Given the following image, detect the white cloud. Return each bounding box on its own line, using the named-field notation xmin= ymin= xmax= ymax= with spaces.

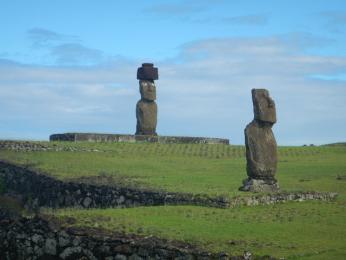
xmin=1 ymin=34 xmax=346 ymax=145
xmin=156 ymin=35 xmax=346 ymax=143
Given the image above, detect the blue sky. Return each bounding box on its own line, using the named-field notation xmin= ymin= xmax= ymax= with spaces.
xmin=1 ymin=0 xmax=346 ymax=145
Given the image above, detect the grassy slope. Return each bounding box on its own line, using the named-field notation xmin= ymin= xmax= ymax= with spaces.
xmin=0 ymin=142 xmax=345 ymax=197
xmin=1 ymin=142 xmax=346 ymax=258
xmin=49 ymin=202 xmax=346 ymax=259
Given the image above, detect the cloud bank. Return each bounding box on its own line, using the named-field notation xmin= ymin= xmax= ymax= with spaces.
xmin=1 ymin=33 xmax=345 ymax=145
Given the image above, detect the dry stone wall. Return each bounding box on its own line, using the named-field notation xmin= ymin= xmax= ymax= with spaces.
xmin=49 ymin=133 xmax=230 ymax=145
xmin=0 ymin=161 xmax=230 ymax=210
xmin=1 ymin=208 xmax=241 ymax=260
xmin=0 ymin=160 xmax=338 ymax=260
xmin=0 ymin=140 xmax=102 ymax=152
xmin=0 ymin=161 xmax=337 ymax=211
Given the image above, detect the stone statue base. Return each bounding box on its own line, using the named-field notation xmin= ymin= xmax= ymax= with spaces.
xmin=50 ymin=133 xmax=230 ymax=145
xmin=239 ymin=178 xmax=279 ymax=193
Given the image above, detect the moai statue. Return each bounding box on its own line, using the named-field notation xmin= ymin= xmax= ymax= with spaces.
xmin=240 ymin=89 xmax=279 ymax=192
xmin=135 ymin=63 xmax=158 ymax=135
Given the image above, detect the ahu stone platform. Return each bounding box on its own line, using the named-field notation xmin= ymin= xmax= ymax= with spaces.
xmin=49 ymin=133 xmax=230 ymax=145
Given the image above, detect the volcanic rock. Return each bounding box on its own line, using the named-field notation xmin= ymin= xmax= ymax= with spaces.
xmin=136 ymin=100 xmax=157 ymax=135
xmin=241 ymin=89 xmax=279 ymax=192
xmin=135 ymin=63 xmax=159 ymax=136
xmin=137 ymin=63 xmax=158 ymax=81
xmin=139 ymin=80 xmax=156 ymax=101
xmin=252 ymin=89 xmax=276 ymax=124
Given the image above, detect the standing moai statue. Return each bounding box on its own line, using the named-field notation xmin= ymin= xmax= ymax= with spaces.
xmin=135 ymin=63 xmax=158 ymax=135
xmin=240 ymin=89 xmax=279 ymax=192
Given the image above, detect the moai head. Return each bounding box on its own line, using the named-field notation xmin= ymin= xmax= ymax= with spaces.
xmin=137 ymin=63 xmax=158 ymax=102
xmin=139 ymin=80 xmax=156 ymax=101
xmin=252 ymin=89 xmax=276 ymax=124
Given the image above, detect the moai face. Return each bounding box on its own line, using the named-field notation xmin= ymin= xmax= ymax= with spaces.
xmin=252 ymin=89 xmax=276 ymax=124
xmin=139 ymin=80 xmax=156 ymax=101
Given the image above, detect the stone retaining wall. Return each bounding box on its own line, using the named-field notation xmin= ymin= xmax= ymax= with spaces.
xmin=0 ymin=161 xmax=229 ymax=209
xmin=1 ymin=208 xmax=239 ymax=260
xmin=0 ymin=140 xmax=103 ymax=152
xmin=0 ymin=161 xmax=338 ymax=211
xmin=49 ymin=133 xmax=230 ymax=145
xmin=0 ymin=140 xmax=50 ymax=152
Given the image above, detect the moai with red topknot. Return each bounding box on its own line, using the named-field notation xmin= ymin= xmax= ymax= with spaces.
xmin=135 ymin=63 xmax=158 ymax=135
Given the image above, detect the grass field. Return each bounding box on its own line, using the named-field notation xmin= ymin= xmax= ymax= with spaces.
xmin=1 ymin=141 xmax=346 ymax=258
xmin=48 ymin=202 xmax=346 ymax=259
xmin=0 ymin=142 xmax=345 ymax=197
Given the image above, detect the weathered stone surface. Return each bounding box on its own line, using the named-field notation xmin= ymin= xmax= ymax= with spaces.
xmin=135 ymin=100 xmax=157 ymax=135
xmin=82 ymin=197 xmax=93 ymax=208
xmin=48 ymin=134 xmax=230 ymax=144
xmin=0 ymin=160 xmax=231 ymax=209
xmin=240 ymin=178 xmax=279 ymax=193
xmin=252 ymin=89 xmax=276 ymax=124
xmin=2 ymin=208 xmax=243 ymax=259
xmin=137 ymin=63 xmax=158 ymax=80
xmin=44 ymin=238 xmax=57 ymax=255
xmin=241 ymin=89 xmax=278 ymax=192
xmin=58 ymin=231 xmax=70 ymax=247
xmin=139 ymin=80 xmax=156 ymax=101
xmin=244 ymin=120 xmax=277 ymax=180
xmin=0 ymin=161 xmax=337 ymax=211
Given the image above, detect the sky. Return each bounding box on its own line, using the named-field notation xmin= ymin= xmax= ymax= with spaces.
xmin=0 ymin=0 xmax=346 ymax=145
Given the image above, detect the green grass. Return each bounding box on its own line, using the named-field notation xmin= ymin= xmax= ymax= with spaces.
xmin=1 ymin=141 xmax=346 ymax=258
xmin=48 ymin=201 xmax=346 ymax=259
xmin=0 ymin=142 xmax=345 ymax=197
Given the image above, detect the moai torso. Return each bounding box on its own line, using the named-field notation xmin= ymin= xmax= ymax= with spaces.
xmin=135 ymin=63 xmax=158 ymax=135
xmin=245 ymin=120 xmax=277 ymax=179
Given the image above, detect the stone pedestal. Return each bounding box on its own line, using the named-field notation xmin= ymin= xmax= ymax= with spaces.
xmin=241 ymin=178 xmax=279 ymax=192
xmin=240 ymin=89 xmax=279 ymax=192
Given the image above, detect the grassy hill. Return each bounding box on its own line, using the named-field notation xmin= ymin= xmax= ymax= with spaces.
xmin=1 ymin=141 xmax=346 ymax=258
xmin=322 ymin=142 xmax=346 ymax=147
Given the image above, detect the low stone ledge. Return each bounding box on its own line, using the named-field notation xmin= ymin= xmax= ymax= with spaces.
xmin=230 ymin=192 xmax=338 ymax=207
xmin=0 ymin=140 xmax=104 ymax=152
xmin=49 ymin=133 xmax=230 ymax=145
xmin=2 ymin=208 xmax=255 ymax=260
xmin=0 ymin=140 xmax=51 ymax=152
